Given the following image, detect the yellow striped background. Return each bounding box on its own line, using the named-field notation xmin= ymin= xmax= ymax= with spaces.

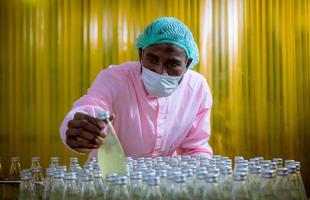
xmin=0 ymin=0 xmax=309 ymax=195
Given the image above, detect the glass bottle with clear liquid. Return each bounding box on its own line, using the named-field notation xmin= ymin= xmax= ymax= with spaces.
xmin=112 ymin=176 xmax=130 ymax=200
xmin=231 ymin=172 xmax=251 ymax=200
xmin=194 ymin=170 xmax=207 ymax=200
xmin=97 ymin=111 xmax=126 ymax=177
xmin=50 ymin=171 xmax=65 ymax=200
xmin=258 ymin=169 xmax=277 ymax=200
xmin=9 ymin=156 xmax=21 ymax=180
xmin=19 ymin=171 xmax=37 ymax=200
xmin=62 ymin=172 xmax=79 ymax=200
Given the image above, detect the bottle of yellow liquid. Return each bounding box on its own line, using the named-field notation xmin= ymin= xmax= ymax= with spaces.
xmin=97 ymin=111 xmax=126 ymax=177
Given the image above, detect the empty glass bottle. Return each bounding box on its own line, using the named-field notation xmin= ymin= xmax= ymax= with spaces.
xmin=274 ymin=168 xmax=291 ymax=200
xmin=62 ymin=172 xmax=79 ymax=200
xmin=218 ymin=165 xmax=233 ymax=200
xmin=9 ymin=156 xmax=21 ymax=180
xmin=130 ymin=171 xmax=143 ymax=200
xmin=248 ymin=165 xmax=261 ymax=200
xmin=31 ymin=157 xmax=41 ymax=169
xmin=171 ymin=174 xmax=190 ymax=200
xmin=50 ymin=171 xmax=65 ymax=200
xmin=43 ymin=167 xmax=56 ymax=200
xmin=143 ymin=176 xmax=162 ymax=200
xmin=231 ymin=172 xmax=251 ymax=200
xmin=80 ymin=173 xmax=96 ymax=200
xmin=113 ymin=176 xmax=130 ymax=200
xmin=19 ymin=170 xmax=36 ymax=200
xmin=258 ymin=169 xmax=277 ymax=200
xmin=203 ymin=173 xmax=224 ymax=200
xmin=104 ymin=173 xmax=117 ymax=200
xmin=93 ymin=171 xmax=105 ymax=199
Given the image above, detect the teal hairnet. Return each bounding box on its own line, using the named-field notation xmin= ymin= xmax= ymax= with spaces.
xmin=136 ymin=17 xmax=199 ymax=69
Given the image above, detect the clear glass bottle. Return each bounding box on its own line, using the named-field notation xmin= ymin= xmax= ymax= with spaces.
xmin=203 ymin=173 xmax=224 ymax=200
xmin=32 ymin=167 xmax=44 ymax=199
xmin=62 ymin=172 xmax=79 ymax=200
xmin=273 ymin=158 xmax=283 ymax=168
xmin=293 ymin=162 xmax=308 ymax=200
xmin=43 ymin=167 xmax=56 ymax=200
xmin=80 ymin=173 xmax=96 ymax=200
xmin=9 ymin=156 xmax=21 ymax=180
xmin=69 ymin=157 xmax=78 ymax=167
xmin=130 ymin=171 xmax=143 ymax=200
xmin=93 ymin=171 xmax=105 ymax=199
xmin=113 ymin=176 xmax=130 ymax=200
xmin=171 ymin=173 xmax=191 ymax=200
xmin=97 ymin=111 xmax=126 ymax=177
xmin=218 ymin=165 xmax=233 ymax=200
xmin=142 ymin=176 xmax=162 ymax=200
xmin=274 ymin=168 xmax=291 ymax=200
xmin=194 ymin=170 xmax=207 ymax=199
xmin=183 ymin=168 xmax=195 ymax=196
xmin=104 ymin=173 xmax=117 ymax=200
xmin=19 ymin=170 xmax=37 ymax=200
xmin=231 ymin=172 xmax=251 ymax=200
xmin=50 ymin=171 xmax=65 ymax=200
xmin=287 ymin=165 xmax=303 ymax=200
xmin=50 ymin=157 xmax=59 ymax=167
xmin=258 ymin=169 xmax=277 ymax=200
xmin=31 ymin=157 xmax=41 ymax=169
xmin=248 ymin=165 xmax=261 ymax=200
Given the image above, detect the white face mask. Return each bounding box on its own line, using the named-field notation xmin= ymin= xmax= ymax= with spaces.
xmin=141 ymin=64 xmax=184 ymax=97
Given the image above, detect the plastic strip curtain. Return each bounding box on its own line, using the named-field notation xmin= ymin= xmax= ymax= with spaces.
xmin=0 ymin=0 xmax=309 ymax=194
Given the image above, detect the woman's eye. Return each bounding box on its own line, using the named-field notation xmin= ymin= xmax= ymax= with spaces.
xmin=168 ymin=63 xmax=179 ymax=68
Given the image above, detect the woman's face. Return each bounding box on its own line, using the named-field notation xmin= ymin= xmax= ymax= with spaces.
xmin=140 ymin=43 xmax=192 ymax=76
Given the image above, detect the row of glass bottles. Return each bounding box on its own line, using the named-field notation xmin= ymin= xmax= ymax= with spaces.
xmin=17 ymin=155 xmax=307 ymax=200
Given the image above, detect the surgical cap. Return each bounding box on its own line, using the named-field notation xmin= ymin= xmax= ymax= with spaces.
xmin=136 ymin=17 xmax=199 ymax=69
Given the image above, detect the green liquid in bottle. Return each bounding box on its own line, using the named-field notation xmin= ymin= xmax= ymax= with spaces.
xmin=97 ymin=111 xmax=126 ymax=177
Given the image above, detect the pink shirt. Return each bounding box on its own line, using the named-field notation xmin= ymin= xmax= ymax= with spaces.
xmin=60 ymin=61 xmax=213 ymax=159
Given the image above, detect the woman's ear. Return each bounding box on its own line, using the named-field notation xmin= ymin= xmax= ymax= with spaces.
xmin=186 ymin=58 xmax=193 ymax=69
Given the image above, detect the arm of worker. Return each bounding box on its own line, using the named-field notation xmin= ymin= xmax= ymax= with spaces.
xmin=59 ymin=67 xmax=121 ymax=154
xmin=177 ymin=78 xmax=213 ymax=158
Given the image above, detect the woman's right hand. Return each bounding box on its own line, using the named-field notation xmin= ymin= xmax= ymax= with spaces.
xmin=66 ymin=112 xmax=106 ymax=153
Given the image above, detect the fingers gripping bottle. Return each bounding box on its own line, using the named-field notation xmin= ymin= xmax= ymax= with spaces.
xmin=97 ymin=111 xmax=126 ymax=177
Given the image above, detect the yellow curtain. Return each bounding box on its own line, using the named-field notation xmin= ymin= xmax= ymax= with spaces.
xmin=0 ymin=0 xmax=309 ymax=194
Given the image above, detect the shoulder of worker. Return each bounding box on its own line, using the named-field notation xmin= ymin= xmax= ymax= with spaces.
xmin=183 ymin=69 xmax=211 ymax=92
